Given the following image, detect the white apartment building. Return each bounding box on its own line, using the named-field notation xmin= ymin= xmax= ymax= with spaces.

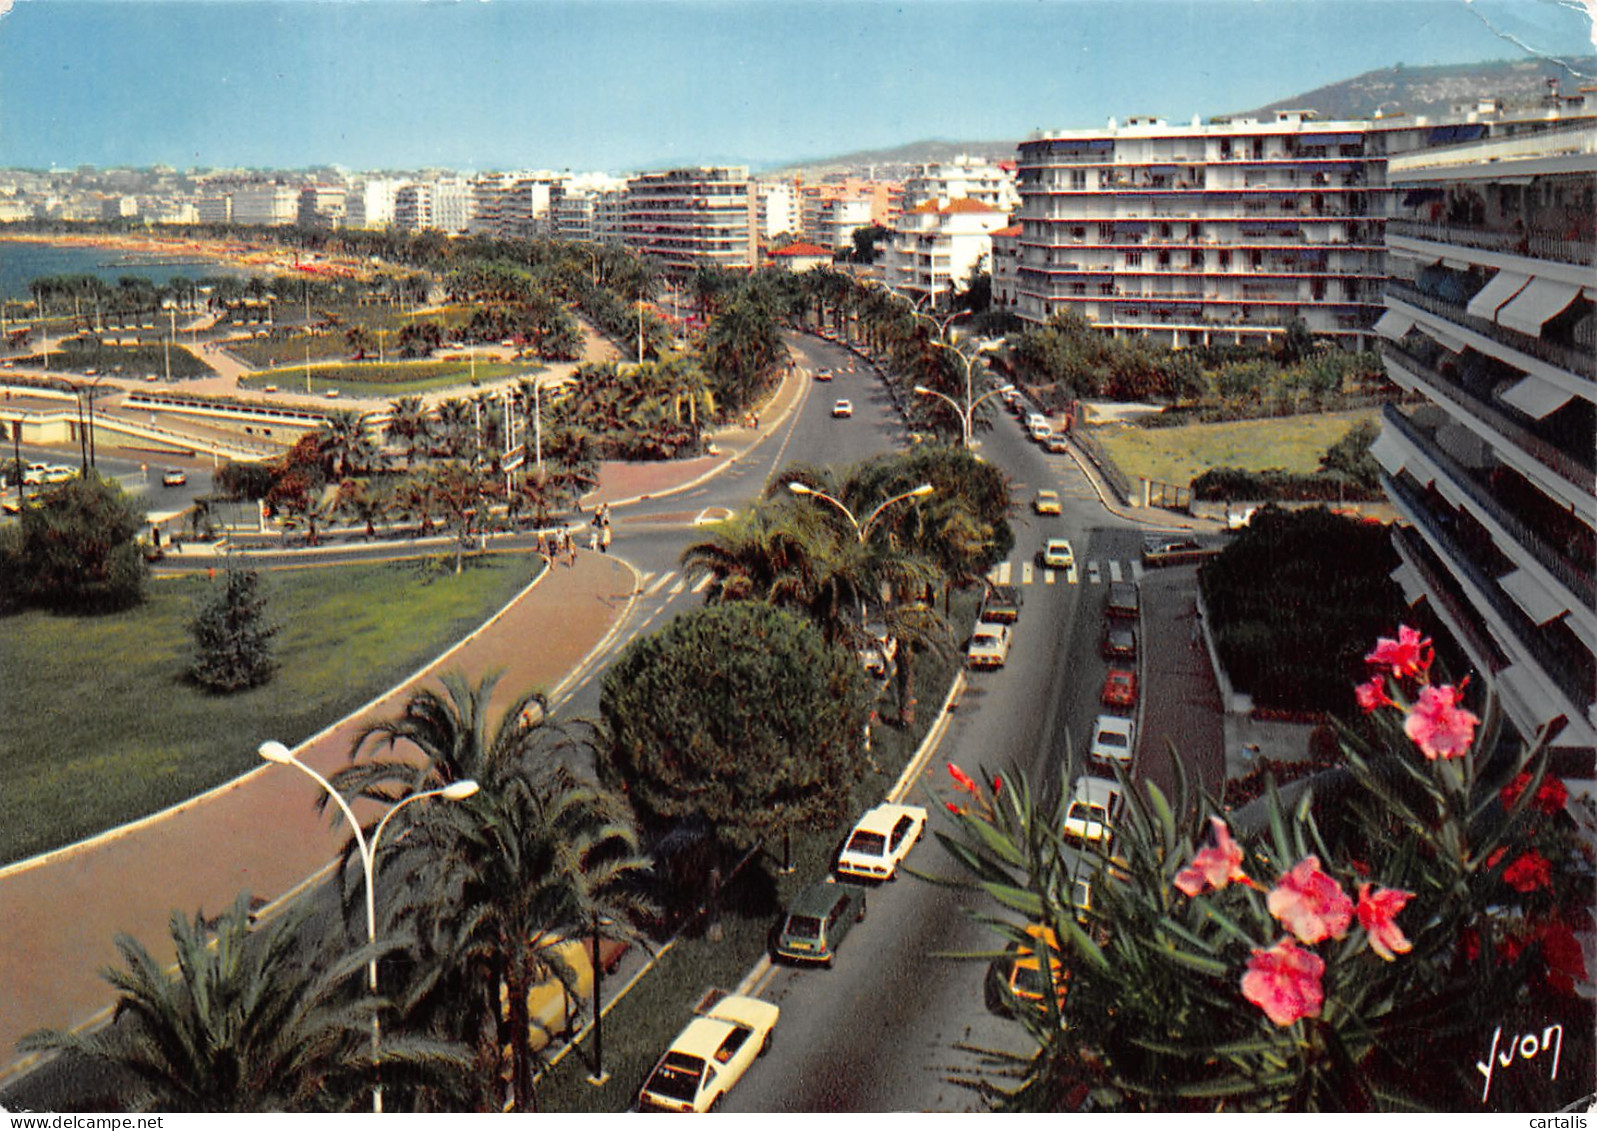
xmin=297 ymin=185 xmax=347 ymax=229
xmin=623 ymin=167 xmax=758 ymax=272
xmin=393 ymin=178 xmax=472 ymax=234
xmin=230 ymin=181 xmax=300 ymax=227
xmin=1005 ymin=112 xmax=1423 ymax=347
xmin=469 ymin=172 xmax=567 ymax=240
xmin=346 ymin=179 xmax=403 ymax=230
xmin=1371 ymin=118 xmax=1596 ymax=772
xmin=756 ymin=180 xmax=800 ymax=242
xmin=880 ymin=196 xmax=1012 ymax=302
xmin=900 ymin=156 xmax=1019 ymax=213
xmin=553 ymin=175 xmax=630 ymax=243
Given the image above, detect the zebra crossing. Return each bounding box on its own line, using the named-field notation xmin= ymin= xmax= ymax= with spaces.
xmin=639 ymin=569 xmax=714 ymax=598
xmin=988 ymin=557 xmax=1144 ymax=587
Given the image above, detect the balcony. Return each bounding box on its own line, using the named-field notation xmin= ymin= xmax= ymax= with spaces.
xmin=1387 ymin=218 xmax=1595 ymax=271
xmin=1386 ymin=279 xmax=1597 ymax=380
xmin=1384 ymin=471 xmax=1595 ymax=716
xmin=1379 ymin=341 xmax=1594 ymax=499
xmin=1381 ymin=404 xmax=1595 ymax=611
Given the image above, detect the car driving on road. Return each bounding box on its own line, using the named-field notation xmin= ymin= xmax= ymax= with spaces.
xmin=980 ymin=584 xmax=1022 ymax=625
xmin=831 ymin=399 xmax=854 ymax=418
xmin=637 ymin=991 xmax=779 ymax=1112
xmin=967 ymin=623 xmax=1013 ymax=670
xmin=1033 ymin=489 xmax=1061 ymax=515
xmin=774 ymin=882 xmax=867 ymax=967
xmin=1101 ymin=667 xmax=1137 ymax=708
xmin=1089 ymin=714 xmax=1136 ymax=764
xmin=1039 ymin=538 xmax=1075 ymax=570
xmin=836 ymin=803 xmax=927 ymax=882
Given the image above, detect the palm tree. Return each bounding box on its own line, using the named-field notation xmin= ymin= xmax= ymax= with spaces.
xmin=384 ymin=396 xmax=430 ymax=470
xmin=17 ymin=894 xmax=469 ymax=1112
xmin=319 ymin=410 xmax=382 ymax=478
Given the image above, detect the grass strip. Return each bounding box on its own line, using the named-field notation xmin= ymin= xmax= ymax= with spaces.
xmin=0 ymin=554 xmax=534 ymax=866
xmin=1093 ymin=408 xmax=1378 ymax=489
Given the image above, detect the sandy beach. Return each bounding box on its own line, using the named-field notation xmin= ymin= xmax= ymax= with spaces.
xmin=0 ymin=230 xmax=370 ymax=279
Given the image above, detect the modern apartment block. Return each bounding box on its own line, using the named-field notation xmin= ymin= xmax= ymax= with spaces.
xmin=899 ymin=156 xmax=1019 ymax=213
xmin=1371 ymin=119 xmax=1596 ymax=770
xmin=1005 ymin=112 xmax=1403 ymax=347
xmin=622 ymin=166 xmax=758 ymax=272
xmin=392 ymin=177 xmax=471 ymax=234
xmin=551 ymin=174 xmax=629 ymax=244
xmin=297 ymin=184 xmax=347 ymax=229
xmin=796 ymin=178 xmax=900 ymax=251
xmin=469 ymin=172 xmax=567 ymax=240
xmin=880 ymin=196 xmax=1012 ymax=302
xmin=345 ymin=178 xmax=402 ymax=230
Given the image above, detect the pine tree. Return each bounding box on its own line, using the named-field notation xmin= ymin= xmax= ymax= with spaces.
xmin=189 ymin=561 xmax=280 ymax=692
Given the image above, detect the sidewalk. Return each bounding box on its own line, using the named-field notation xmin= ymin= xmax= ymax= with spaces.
xmin=1136 ymin=566 xmax=1226 ymax=805
xmin=0 ymin=551 xmax=637 ymax=1082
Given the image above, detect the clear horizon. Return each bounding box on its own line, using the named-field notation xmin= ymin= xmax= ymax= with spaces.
xmin=1 ymin=0 xmax=1593 ymax=176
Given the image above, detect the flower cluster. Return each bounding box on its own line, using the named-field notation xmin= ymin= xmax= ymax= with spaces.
xmin=1174 ymin=821 xmax=1413 ymax=1026
xmin=1356 ymin=625 xmax=1480 ymax=761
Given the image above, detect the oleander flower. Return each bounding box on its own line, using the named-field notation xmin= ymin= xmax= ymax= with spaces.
xmin=1267 ymin=856 xmax=1353 ymax=944
xmin=1174 ymin=817 xmax=1250 ymax=896
xmin=1501 ymin=849 xmax=1553 ymax=893
xmin=1356 ymin=883 xmax=1414 ymax=961
xmin=1501 ymin=771 xmax=1569 ymax=816
xmin=1354 ymin=674 xmax=1392 ymax=713
xmin=1241 ymin=937 xmax=1326 ymax=1027
xmin=1365 ymin=624 xmax=1432 ymax=679
xmin=1403 ymin=683 xmax=1479 ymax=760
xmin=947 ymin=762 xmax=979 ymax=795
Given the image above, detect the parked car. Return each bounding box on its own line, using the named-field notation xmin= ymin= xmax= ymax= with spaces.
xmin=1028 ymin=420 xmax=1053 ymax=442
xmin=636 ymin=990 xmax=779 ymax=1112
xmin=1101 ymin=667 xmax=1137 ymax=708
xmin=1141 ymin=536 xmax=1222 ymax=567
xmin=1039 ymin=537 xmax=1075 ymax=570
xmin=1101 ymin=625 xmax=1137 ymax=660
xmin=831 ymin=399 xmax=854 ymax=418
xmin=836 ymin=803 xmax=927 ymax=882
xmin=1105 ymin=581 xmax=1139 ymax=619
xmin=1044 ymin=433 xmax=1072 ymax=453
xmin=162 ymin=468 xmax=188 ymax=487
xmin=967 ymin=623 xmax=1013 ymax=670
xmin=988 ymin=924 xmax=1068 ymax=1017
xmin=42 ymin=465 xmax=76 ymax=484
xmin=774 ymin=882 xmax=867 ymax=967
xmin=1063 ymin=776 xmax=1124 ymax=848
xmin=21 ymin=463 xmax=48 ymax=486
xmin=1033 ymin=489 xmax=1062 ymax=515
xmin=524 ymin=935 xmax=629 ymax=1056
xmin=980 ymin=584 xmax=1022 ymax=624
xmin=1089 ymin=714 xmax=1136 ymax=764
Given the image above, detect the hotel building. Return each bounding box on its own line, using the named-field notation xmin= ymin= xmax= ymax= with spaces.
xmin=622 ymin=167 xmax=758 ymax=272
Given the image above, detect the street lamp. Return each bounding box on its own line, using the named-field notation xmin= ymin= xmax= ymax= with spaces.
xmin=912 ymin=337 xmax=1005 ymax=450
xmin=787 ymin=481 xmax=934 ymax=543
xmin=257 ymin=740 xmax=478 ymax=1113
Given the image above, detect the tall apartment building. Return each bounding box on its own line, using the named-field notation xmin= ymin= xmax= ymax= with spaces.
xmin=900 ymin=157 xmax=1019 ymax=213
xmin=297 ymin=184 xmax=347 ymax=229
xmin=469 ymin=172 xmax=567 ymax=240
xmin=1005 ymin=112 xmax=1408 ymax=347
xmin=797 ymin=178 xmax=900 ymax=250
xmin=393 ymin=178 xmax=471 ymax=234
xmin=1371 ymin=120 xmax=1596 ymax=770
xmin=755 ymin=180 xmax=800 ymax=243
xmin=346 ymin=178 xmax=403 ymax=230
xmin=623 ymin=167 xmax=758 ymax=272
xmin=230 ymin=181 xmax=301 ymax=227
xmin=880 ymin=196 xmax=1012 ymax=302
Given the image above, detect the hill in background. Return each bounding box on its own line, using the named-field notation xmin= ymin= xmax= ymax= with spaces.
xmin=774 ymin=57 xmax=1595 ymax=177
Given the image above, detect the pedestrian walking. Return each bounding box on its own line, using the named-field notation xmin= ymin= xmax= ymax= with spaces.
xmin=588 ymin=529 xmax=600 ymax=553
xmin=600 ymin=524 xmax=612 ymax=553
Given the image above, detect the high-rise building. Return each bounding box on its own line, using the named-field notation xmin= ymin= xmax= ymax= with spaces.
xmin=230 ymin=180 xmax=301 ymax=227
xmin=623 ymin=167 xmax=758 ymax=272
xmin=900 ymin=157 xmax=1019 ymax=213
xmin=880 ymin=196 xmax=1012 ymax=302
xmin=297 ymin=184 xmax=347 ymax=229
xmin=1005 ymin=112 xmax=1408 ymax=347
xmin=346 ymin=179 xmax=403 ymax=230
xmin=1371 ymin=118 xmax=1596 ymax=772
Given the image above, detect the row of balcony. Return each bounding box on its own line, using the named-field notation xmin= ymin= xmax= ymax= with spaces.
xmin=1387 ymin=218 xmax=1595 ymax=270
xmin=1385 ymin=280 xmax=1597 ymax=380
xmin=1384 ymin=471 xmax=1595 ymax=715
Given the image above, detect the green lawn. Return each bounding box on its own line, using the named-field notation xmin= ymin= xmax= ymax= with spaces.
xmin=239 ymin=359 xmax=533 ymax=397
xmin=536 ymin=588 xmax=980 ymax=1112
xmin=0 ymin=554 xmax=536 ymax=866
xmin=1093 ymin=409 xmax=1380 ymax=489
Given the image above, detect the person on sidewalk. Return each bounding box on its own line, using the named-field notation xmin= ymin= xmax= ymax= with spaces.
xmin=600 ymin=524 xmax=612 ymax=553
xmin=588 ymin=528 xmax=600 ymax=553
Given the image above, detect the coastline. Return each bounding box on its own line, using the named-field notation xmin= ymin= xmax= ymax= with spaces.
xmin=0 ymin=230 xmax=367 ymax=278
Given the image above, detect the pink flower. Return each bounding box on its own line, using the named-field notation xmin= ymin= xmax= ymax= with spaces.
xmin=1241 ymin=938 xmax=1326 ymax=1027
xmin=1354 ymin=674 xmax=1392 ymax=713
xmin=947 ymin=762 xmax=979 ymax=795
xmin=1174 ymin=817 xmax=1250 ymax=896
xmin=1356 ymin=883 xmax=1414 ymax=961
xmin=1365 ymin=625 xmax=1432 ymax=679
xmin=1403 ymin=684 xmax=1479 ymax=760
xmin=1267 ymin=856 xmax=1353 ymax=944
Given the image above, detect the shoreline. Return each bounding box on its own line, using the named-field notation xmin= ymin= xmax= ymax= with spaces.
xmin=0 ymin=230 xmax=369 ymax=279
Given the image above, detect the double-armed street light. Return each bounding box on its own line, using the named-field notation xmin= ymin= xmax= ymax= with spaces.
xmin=913 ymin=336 xmax=1006 ymax=450
xmin=788 ymin=481 xmax=935 ymax=544
xmin=257 ymin=740 xmax=479 ymax=1113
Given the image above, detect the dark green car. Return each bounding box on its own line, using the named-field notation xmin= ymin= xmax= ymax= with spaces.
xmin=774 ymin=882 xmax=867 ymax=967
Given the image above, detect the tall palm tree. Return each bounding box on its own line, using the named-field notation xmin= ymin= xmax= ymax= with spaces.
xmin=384 ymin=396 xmax=430 ymax=470
xmin=379 ymin=760 xmax=651 ymax=1112
xmin=319 ymin=410 xmax=382 ymax=479
xmin=17 ymin=894 xmax=469 ymax=1112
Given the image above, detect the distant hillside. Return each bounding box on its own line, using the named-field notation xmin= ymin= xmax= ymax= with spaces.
xmin=1240 ymin=57 xmax=1596 ymax=121
xmin=766 ymin=138 xmax=1022 ymax=177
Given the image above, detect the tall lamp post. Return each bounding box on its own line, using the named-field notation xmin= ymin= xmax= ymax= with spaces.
xmin=913 ymin=337 xmax=1004 ymax=450
xmin=788 ymin=481 xmax=935 ymax=545
xmin=257 ymin=740 xmax=478 ymax=1113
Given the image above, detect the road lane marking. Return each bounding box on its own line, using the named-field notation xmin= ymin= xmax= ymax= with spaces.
xmin=1020 ymin=561 xmax=1034 ymax=585
xmin=1131 ymin=561 xmax=1145 ymax=581
xmin=1086 ymin=562 xmax=1101 ymax=584
xmin=645 ymin=571 xmax=674 ymax=596
xmin=1109 ymin=560 xmax=1123 ymax=583
xmin=1044 ymin=569 xmax=1055 ymax=585
xmin=692 ymin=572 xmax=713 ymax=593
xmin=668 ymin=578 xmax=686 ymax=596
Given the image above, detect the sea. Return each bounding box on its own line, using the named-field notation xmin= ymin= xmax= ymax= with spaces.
xmin=0 ymin=239 xmax=248 ymax=303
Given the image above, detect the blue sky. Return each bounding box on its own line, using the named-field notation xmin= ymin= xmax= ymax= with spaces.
xmin=1 ymin=0 xmax=1592 ymax=173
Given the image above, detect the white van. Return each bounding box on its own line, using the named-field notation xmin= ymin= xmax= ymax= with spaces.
xmin=1028 ymin=417 xmax=1053 ymax=442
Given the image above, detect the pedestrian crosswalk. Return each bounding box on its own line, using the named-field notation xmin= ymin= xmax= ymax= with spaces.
xmin=638 ymin=569 xmax=714 ymax=598
xmin=988 ymin=558 xmax=1144 ymax=587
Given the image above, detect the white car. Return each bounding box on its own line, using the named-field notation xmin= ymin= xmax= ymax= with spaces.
xmin=836 ymin=803 xmax=928 ymax=882
xmin=1063 ymin=776 xmax=1123 ymax=848
xmin=967 ymin=624 xmax=1012 ymax=670
xmin=162 ymin=468 xmax=188 ymax=487
xmin=1040 ymin=538 xmax=1075 ymax=570
xmin=1089 ymin=714 xmax=1136 ymax=764
xmin=637 ymin=990 xmax=779 ymax=1112
xmin=42 ymin=465 xmax=76 ymax=484
xmin=831 ymin=399 xmax=854 ymax=418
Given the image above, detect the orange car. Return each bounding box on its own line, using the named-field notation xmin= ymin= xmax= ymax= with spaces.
xmin=1101 ymin=667 xmax=1137 ymax=708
